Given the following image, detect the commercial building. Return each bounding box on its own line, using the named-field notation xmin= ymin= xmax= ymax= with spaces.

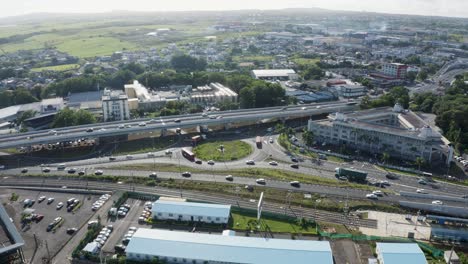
xmin=332 ymin=84 xmax=367 ymax=98
xmin=252 ymin=69 xmax=298 ymax=81
xmin=376 ymin=243 xmax=427 ymax=264
xmin=190 ymin=83 xmax=238 ymax=105
xmin=151 ymin=200 xmax=231 ymax=224
xmin=101 ymin=88 xmax=130 ymax=121
xmin=0 ymin=204 xmax=25 ymax=264
xmin=126 ymin=228 xmax=334 ymax=264
xmin=308 ymin=103 xmax=446 ymax=161
xmin=380 ymin=63 xmax=408 ymax=79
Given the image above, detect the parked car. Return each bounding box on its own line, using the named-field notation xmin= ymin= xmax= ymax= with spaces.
xmin=67 ymin=228 xmax=78 ymax=235
xmin=38 ymin=196 xmax=46 ymax=203
xmin=47 ymin=197 xmax=55 ymax=204
xmin=195 ymin=160 xmax=202 ymax=164
xmin=56 ymin=202 xmax=64 ymax=210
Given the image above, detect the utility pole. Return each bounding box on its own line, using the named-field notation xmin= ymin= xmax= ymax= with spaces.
xmin=45 ymin=240 xmax=51 ymax=264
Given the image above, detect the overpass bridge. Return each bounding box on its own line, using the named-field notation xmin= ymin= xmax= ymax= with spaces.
xmin=0 ymin=101 xmax=357 ymax=149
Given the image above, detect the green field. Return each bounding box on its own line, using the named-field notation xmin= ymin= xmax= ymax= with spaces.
xmin=193 ymin=140 xmax=253 ymax=161
xmin=291 ymin=57 xmax=320 ymax=66
xmin=31 ymin=63 xmax=80 ymax=72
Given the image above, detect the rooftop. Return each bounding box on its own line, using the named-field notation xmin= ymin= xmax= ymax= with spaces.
xmin=152 ymin=200 xmax=231 ymax=218
xmin=252 ymin=69 xmax=296 ymax=78
xmin=126 ymin=228 xmax=334 ymax=264
xmin=377 ymin=243 xmax=427 ymax=264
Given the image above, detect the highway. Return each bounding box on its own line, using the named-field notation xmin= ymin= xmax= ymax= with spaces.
xmin=0 ymin=101 xmax=357 ymax=149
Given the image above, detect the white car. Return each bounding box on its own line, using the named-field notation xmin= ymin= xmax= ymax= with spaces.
xmin=118 ymin=124 xmax=125 ymax=129
xmin=256 ymin=178 xmax=266 ymax=184
xmin=245 ymin=160 xmax=255 ymax=165
xmin=416 ymin=189 xmax=427 ymax=194
xmin=138 ymin=122 xmax=146 ymax=127
xmin=268 ymin=161 xmax=278 ymax=166
xmin=301 ymin=107 xmax=307 ymax=110
xmin=366 ymin=193 xmax=378 ymax=199
xmin=372 ymin=190 xmax=383 ymax=196
xmin=432 ymin=200 xmax=443 ymax=205
xmin=269 ymin=137 xmax=274 ymax=143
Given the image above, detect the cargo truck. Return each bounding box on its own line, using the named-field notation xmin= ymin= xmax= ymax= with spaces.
xmin=335 ymin=167 xmax=367 ymax=183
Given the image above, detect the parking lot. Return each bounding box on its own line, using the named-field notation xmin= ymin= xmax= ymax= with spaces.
xmin=0 ymin=188 xmax=106 ymax=263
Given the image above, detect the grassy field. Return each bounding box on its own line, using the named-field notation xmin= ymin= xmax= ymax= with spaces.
xmin=112 ymin=137 xmax=177 ymax=155
xmin=291 ymin=57 xmax=320 ymax=66
xmin=31 ymin=63 xmax=80 ymax=72
xmin=230 ymin=208 xmax=317 ymax=235
xmin=193 ymin=140 xmax=252 ymax=161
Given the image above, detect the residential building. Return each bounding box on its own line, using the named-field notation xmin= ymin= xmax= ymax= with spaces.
xmin=308 ymin=103 xmax=447 ymax=161
xmin=190 ymin=83 xmax=237 ymax=105
xmin=126 ymin=228 xmax=334 ymax=264
xmin=376 ymin=243 xmax=427 ymax=264
xmin=102 ymin=88 xmax=130 ymax=122
xmin=0 ymin=204 xmax=25 ymax=264
xmin=151 ymin=200 xmax=231 ymax=224
xmin=252 ymin=69 xmax=298 ymax=81
xmin=381 ymin=63 xmax=408 ymax=79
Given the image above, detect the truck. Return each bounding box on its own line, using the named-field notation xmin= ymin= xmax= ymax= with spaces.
xmin=256 ymin=136 xmax=262 ymax=149
xmin=335 ymin=167 xmax=367 ymax=183
xmin=191 ymin=135 xmax=202 ymax=146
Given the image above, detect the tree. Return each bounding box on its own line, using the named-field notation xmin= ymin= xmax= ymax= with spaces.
xmin=302 ymin=129 xmax=314 ymax=147
xmin=239 ymin=87 xmax=255 ymax=108
xmin=417 ymin=70 xmax=428 ymax=81
xmin=170 ymin=54 xmax=207 ymax=72
xmin=75 ymin=109 xmax=96 ymax=125
xmin=415 ymin=157 xmax=425 ymax=171
xmin=406 ymin=71 xmax=417 ymax=82
xmin=122 ymin=62 xmax=145 ymax=75
xmin=302 ymin=65 xmax=324 ymax=80
xmin=51 ymin=108 xmax=96 ymax=128
xmin=108 ymin=69 xmax=135 ymax=88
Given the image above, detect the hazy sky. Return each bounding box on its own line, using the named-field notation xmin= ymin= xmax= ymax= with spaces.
xmin=2 ymin=0 xmax=468 ymax=18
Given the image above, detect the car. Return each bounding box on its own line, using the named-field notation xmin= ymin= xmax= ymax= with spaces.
xmin=38 ymin=196 xmax=46 ymax=203
xmin=67 ymin=168 xmax=77 ymax=174
xmin=416 ymin=189 xmax=427 ymax=194
xmin=98 ymin=128 xmax=106 ymax=132
xmin=21 ymin=168 xmax=28 ymax=173
xmin=418 ymin=179 xmax=427 ymax=185
xmin=291 ymin=157 xmax=298 ymax=163
xmin=281 ymin=107 xmax=288 ymax=111
xmin=109 ymin=156 xmax=116 ymax=161
xmin=165 ymin=150 xmax=173 ymax=155
xmin=207 ymin=160 xmax=215 ymax=165
xmin=48 ymin=130 xmax=57 ymax=135
xmin=174 ymin=119 xmax=181 ymax=123
xmin=88 ymin=220 xmax=99 ymax=228
xmin=301 ymin=107 xmax=307 ymax=110
xmin=268 ymin=161 xmax=278 ymax=166
xmin=256 ymin=178 xmax=266 ymax=184
xmin=195 ymin=160 xmax=202 ymax=164
xmin=380 ymin=180 xmax=390 ymax=186
xmin=269 ymin=137 xmax=274 ymax=143
xmin=42 ymin=167 xmax=50 ymax=173
xmin=244 ymin=185 xmax=254 ymax=191
xmin=118 ymin=124 xmax=125 ymax=129
xmin=216 ymin=115 xmax=223 ymax=119
xmin=94 ymin=170 xmax=103 ymax=175
xmin=182 ymin=172 xmax=191 ymax=177
xmin=138 ymin=122 xmax=146 ymax=127
xmin=56 ymin=202 xmax=64 ymax=210
xmin=245 ymin=160 xmax=255 ymax=165
xmin=209 ymin=115 xmax=216 ymax=119
xmin=290 ymin=181 xmax=300 ymax=187
xmin=86 ymin=128 xmax=94 ymax=133
xmin=67 ymin=228 xmax=78 ymax=235
xmin=432 ymin=200 xmax=443 ymax=205
xmin=225 ymin=175 xmax=233 ymax=181
xmin=34 ymin=214 xmax=44 ymax=222
xmin=47 ymin=197 xmax=55 ymax=204
xmin=149 ymin=172 xmax=157 ymax=179
xmin=147 ymin=152 xmax=155 ymax=158
xmin=176 ymin=128 xmax=181 ymax=134
xmin=386 ymin=173 xmax=399 ymax=180
xmin=78 ymin=170 xmax=85 ymax=176
xmin=366 ymin=193 xmax=378 ymax=199
xmin=290 ymin=164 xmax=299 ymax=169
xmin=372 ymin=190 xmax=384 ymax=196
xmin=126 ymin=155 xmax=133 ymax=160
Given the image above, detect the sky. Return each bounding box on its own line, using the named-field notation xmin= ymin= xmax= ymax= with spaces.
xmin=2 ymin=0 xmax=468 ymax=18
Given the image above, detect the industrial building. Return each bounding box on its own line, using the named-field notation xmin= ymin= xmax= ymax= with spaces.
xmin=252 ymin=69 xmax=298 ymax=81
xmin=151 ymin=200 xmax=231 ymax=224
xmin=191 ymin=82 xmax=238 ymax=104
xmin=101 ymin=88 xmax=130 ymax=121
xmin=0 ymin=204 xmax=25 ymax=264
xmin=126 ymin=228 xmax=334 ymax=264
xmin=376 ymin=243 xmax=427 ymax=264
xmin=308 ymin=103 xmax=447 ymax=161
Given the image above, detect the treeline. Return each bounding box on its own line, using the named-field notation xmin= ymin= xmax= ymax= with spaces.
xmin=51 ymin=108 xmax=96 ymax=128
xmin=412 ymin=75 xmax=468 ymax=153
xmin=0 ymin=88 xmax=39 ymax=108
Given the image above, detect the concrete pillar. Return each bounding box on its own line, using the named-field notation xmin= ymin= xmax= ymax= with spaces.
xmin=160 ymin=128 xmax=167 ymax=137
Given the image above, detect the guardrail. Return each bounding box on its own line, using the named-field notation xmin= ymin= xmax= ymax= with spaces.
xmin=400 ymin=191 xmax=467 ymax=203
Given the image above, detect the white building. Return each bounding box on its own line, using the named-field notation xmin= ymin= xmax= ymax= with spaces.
xmin=151 ymin=200 xmax=231 ymax=224
xmin=101 ymin=89 xmax=130 ymax=122
xmin=332 ymin=84 xmax=367 ymax=98
xmin=190 ymin=83 xmax=237 ymax=105
xmin=252 ymin=69 xmax=298 ymax=81
xmin=308 ymin=103 xmax=446 ymax=161
xmin=376 ymin=243 xmax=427 ymax=264
xmin=126 ymin=228 xmax=334 ymax=264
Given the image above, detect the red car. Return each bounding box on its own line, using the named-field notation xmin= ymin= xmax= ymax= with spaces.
xmin=34 ymin=214 xmax=44 ymax=222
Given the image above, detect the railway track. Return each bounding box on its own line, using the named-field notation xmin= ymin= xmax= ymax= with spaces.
xmin=0 ymin=176 xmax=377 ymax=228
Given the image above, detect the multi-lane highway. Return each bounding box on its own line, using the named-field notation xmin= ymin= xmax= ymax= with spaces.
xmin=0 ymin=101 xmax=357 ymax=149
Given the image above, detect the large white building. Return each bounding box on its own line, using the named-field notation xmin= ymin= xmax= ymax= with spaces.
xmin=376 ymin=243 xmax=427 ymax=264
xmin=126 ymin=228 xmax=334 ymax=264
xmin=252 ymin=69 xmax=298 ymax=81
xmin=308 ymin=103 xmax=447 ymax=161
xmin=190 ymin=83 xmax=238 ymax=105
xmin=151 ymin=200 xmax=231 ymax=224
xmin=101 ymin=89 xmax=130 ymax=122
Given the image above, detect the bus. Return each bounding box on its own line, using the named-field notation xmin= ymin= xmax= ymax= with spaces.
xmin=256 ymin=136 xmax=262 ymax=149
xmin=181 ymin=148 xmax=195 ymax=161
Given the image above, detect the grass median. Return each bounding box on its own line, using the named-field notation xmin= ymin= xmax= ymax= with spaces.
xmin=193 ymin=140 xmax=252 ymax=161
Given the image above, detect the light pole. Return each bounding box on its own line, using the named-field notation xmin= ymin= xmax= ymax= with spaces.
xmin=315 ymin=199 xmax=321 ymax=234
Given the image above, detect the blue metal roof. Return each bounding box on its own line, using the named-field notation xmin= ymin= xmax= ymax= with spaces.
xmin=376 ymin=243 xmax=427 ymax=264
xmin=126 ymin=229 xmax=334 ymax=264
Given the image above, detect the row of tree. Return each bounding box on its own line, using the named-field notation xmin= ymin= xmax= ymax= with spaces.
xmin=51 ymin=108 xmax=96 ymax=128
xmin=360 ymin=86 xmax=410 ymax=109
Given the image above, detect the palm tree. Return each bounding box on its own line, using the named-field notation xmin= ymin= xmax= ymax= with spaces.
xmin=382 ymin=152 xmax=390 ymax=164
xmin=415 ymin=157 xmax=425 ymax=171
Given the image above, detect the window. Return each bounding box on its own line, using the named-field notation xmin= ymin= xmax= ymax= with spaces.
xmin=157 ymin=213 xmax=162 ymax=216
xmin=215 ymin=217 xmax=220 ymax=221
xmin=178 ymin=215 xmax=183 ymax=218
xmin=207 ymin=216 xmax=212 ymax=220
xmin=169 ymin=213 xmax=174 ymax=217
